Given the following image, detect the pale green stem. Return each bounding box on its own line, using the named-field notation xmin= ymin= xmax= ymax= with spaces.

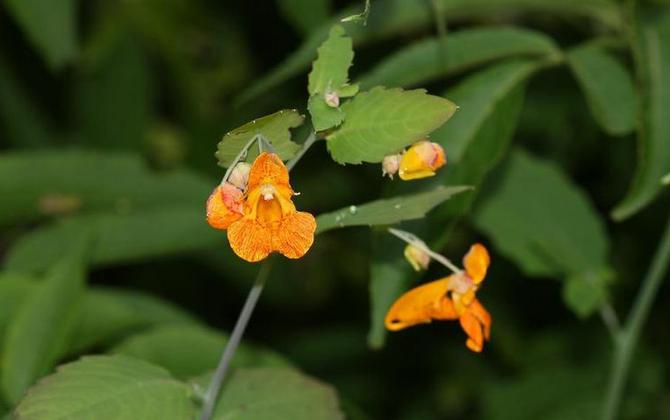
xmin=221 ymin=135 xmax=260 ymax=184
xmin=388 ymin=228 xmax=462 ymax=274
xmin=200 ymin=259 xmax=274 ymax=420
xmin=602 ymin=216 xmax=670 ymax=420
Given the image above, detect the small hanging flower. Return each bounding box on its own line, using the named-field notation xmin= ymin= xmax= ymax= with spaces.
xmin=385 ymin=243 xmax=491 ymax=352
xmin=398 ymin=141 xmax=446 ymax=181
xmin=206 ymin=152 xmax=317 ymax=262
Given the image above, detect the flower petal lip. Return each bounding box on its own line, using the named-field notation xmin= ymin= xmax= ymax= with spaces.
xmin=206 ymin=185 xmax=243 ymax=230
xmin=247 ymin=152 xmax=291 ymax=191
xmin=463 ymin=243 xmax=490 ymax=284
xmin=384 ymin=278 xmax=452 ymax=331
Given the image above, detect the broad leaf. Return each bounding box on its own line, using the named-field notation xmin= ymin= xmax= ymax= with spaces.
xmin=0 ymin=150 xmax=211 ymax=227
xmin=216 ymin=110 xmax=303 ymax=168
xmin=205 ymin=367 xmax=343 ymax=420
xmin=567 ymin=45 xmax=636 ymax=136
xmin=1 ymin=233 xmax=89 ymax=403
xmin=308 ymin=94 xmax=345 ymax=132
xmin=4 ymin=206 xmax=222 ymax=273
xmin=14 ymin=355 xmax=195 ymax=420
xmin=316 ymin=186 xmax=471 ymax=234
xmin=359 ymin=26 xmax=558 ymax=89
xmin=563 ymin=270 xmax=610 ymax=319
xmin=326 ymin=87 xmax=457 ymax=164
xmin=0 ymin=276 xmax=37 ymax=352
xmin=308 ymin=25 xmax=354 ymax=96
xmin=113 ymin=324 xmax=289 ymax=379
xmin=5 ymin=0 xmax=77 ymax=69
xmin=612 ymin=8 xmax=670 ymax=220
xmin=473 ymin=149 xmax=611 ymax=316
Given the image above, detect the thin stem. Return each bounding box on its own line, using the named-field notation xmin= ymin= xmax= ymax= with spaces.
xmin=387 ymin=228 xmax=462 ymax=274
xmin=599 ymin=302 xmax=621 ymax=341
xmin=602 ymin=216 xmax=670 ymax=420
xmin=221 ymin=135 xmax=260 ymax=184
xmin=286 ymin=132 xmax=318 ymax=171
xmin=430 ymin=0 xmax=447 ymax=40
xmin=200 ymin=259 xmax=274 ymax=420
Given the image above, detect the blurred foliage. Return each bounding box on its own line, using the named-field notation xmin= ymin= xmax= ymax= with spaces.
xmin=1 ymin=0 xmax=670 ymax=419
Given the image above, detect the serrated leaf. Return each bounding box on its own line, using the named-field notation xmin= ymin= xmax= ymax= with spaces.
xmin=472 ymin=149 xmax=611 ymax=317
xmin=562 ymin=271 xmax=609 ymax=319
xmin=308 ymin=95 xmax=345 ymax=131
xmin=0 ymin=150 xmax=211 ymax=228
xmin=5 ymin=0 xmax=77 ymax=69
xmin=316 ymin=186 xmax=471 ymax=234
xmin=1 ymin=232 xmax=90 ymax=403
xmin=216 ymin=110 xmax=303 ymax=168
xmin=567 ymin=45 xmax=636 ymax=136
xmin=612 ymin=8 xmax=670 ymax=220
xmin=4 ymin=206 xmax=222 ymax=274
xmin=308 ymin=25 xmax=354 ymax=96
xmin=204 ymin=367 xmax=343 ymax=420
xmin=15 ymin=355 xmax=195 ymax=420
xmin=113 ymin=324 xmax=289 ymax=380
xmin=359 ymin=26 xmax=558 ymax=89
xmin=326 ymin=87 xmax=457 ymax=164
xmin=69 ymin=288 xmax=197 ymax=354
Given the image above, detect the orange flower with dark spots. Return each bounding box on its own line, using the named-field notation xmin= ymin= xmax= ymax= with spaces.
xmin=385 ymin=243 xmax=492 ymax=352
xmin=206 ymin=152 xmax=317 ymax=262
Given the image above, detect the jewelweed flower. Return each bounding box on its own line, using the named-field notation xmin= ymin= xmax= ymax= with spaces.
xmin=398 ymin=141 xmax=446 ymax=181
xmin=206 ymin=152 xmax=317 ymax=262
xmin=385 ymin=243 xmax=491 ymax=352
xmin=404 ymin=244 xmax=430 ymax=271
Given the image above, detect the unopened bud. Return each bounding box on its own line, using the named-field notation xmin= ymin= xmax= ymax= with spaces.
xmin=324 ymin=91 xmax=340 ymax=108
xmin=382 ymin=154 xmax=401 ymax=179
xmin=404 ymin=244 xmax=430 ymax=271
xmin=228 ymin=162 xmax=251 ymax=190
xmin=398 ymin=141 xmax=446 ymax=181
xmin=220 ymin=182 xmax=244 ymax=214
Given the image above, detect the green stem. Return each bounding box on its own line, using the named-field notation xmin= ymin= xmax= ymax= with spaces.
xmin=200 ymin=259 xmax=274 ymax=420
xmin=602 ymin=216 xmax=670 ymax=420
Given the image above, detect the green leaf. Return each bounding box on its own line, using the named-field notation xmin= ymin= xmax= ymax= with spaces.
xmin=612 ymin=8 xmax=670 ymax=220
xmin=0 ymin=276 xmax=37 ymax=352
xmin=308 ymin=95 xmax=345 ymax=131
xmin=562 ymin=270 xmax=610 ymax=319
xmin=316 ymin=186 xmax=471 ymax=234
xmin=4 ymin=206 xmax=221 ymax=273
xmin=277 ymin=0 xmax=331 ymax=37
xmin=0 ymin=150 xmax=211 ymax=227
xmin=14 ymin=355 xmax=195 ymax=420
xmin=216 ymin=110 xmax=303 ymax=168
xmin=472 ymin=149 xmax=611 ymax=316
xmin=358 ymin=26 xmax=558 ymax=89
xmin=5 ymin=0 xmax=78 ymax=69
xmin=1 ymin=232 xmax=89 ymax=403
xmin=326 ymin=87 xmax=457 ymax=164
xmin=432 ymin=60 xmax=539 ymax=162
xmin=566 ymin=45 xmax=636 ymax=136
xmin=205 ymin=367 xmax=343 ymax=420
xmin=308 ymin=25 xmax=354 ymax=96
xmin=69 ymin=288 xmax=197 ymax=353
xmin=113 ymin=324 xmax=289 ymax=380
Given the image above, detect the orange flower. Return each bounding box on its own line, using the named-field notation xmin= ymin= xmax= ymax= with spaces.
xmin=398 ymin=141 xmax=446 ymax=181
xmin=206 ymin=152 xmax=317 ymax=262
xmin=385 ymin=243 xmax=491 ymax=352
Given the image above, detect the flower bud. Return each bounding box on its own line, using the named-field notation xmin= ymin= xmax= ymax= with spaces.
xmin=398 ymin=141 xmax=446 ymax=181
xmin=404 ymin=244 xmax=430 ymax=271
xmin=228 ymin=162 xmax=251 ymax=190
xmin=381 ymin=154 xmax=401 ymax=178
xmin=324 ymin=91 xmax=340 ymax=108
xmin=220 ymin=182 xmax=244 ymax=214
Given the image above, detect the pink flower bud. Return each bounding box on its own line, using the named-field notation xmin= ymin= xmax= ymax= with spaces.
xmin=220 ymin=182 xmax=244 ymax=214
xmin=324 ymin=91 xmax=340 ymax=108
xmin=382 ymin=154 xmax=401 ymax=179
xmin=404 ymin=244 xmax=430 ymax=271
xmin=228 ymin=162 xmax=251 ymax=190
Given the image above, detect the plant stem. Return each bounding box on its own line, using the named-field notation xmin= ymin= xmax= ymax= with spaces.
xmin=602 ymin=216 xmax=670 ymax=420
xmin=200 ymin=259 xmax=274 ymax=420
xmin=388 ymin=228 xmax=462 ymax=274
xmin=286 ymin=132 xmax=318 ymax=171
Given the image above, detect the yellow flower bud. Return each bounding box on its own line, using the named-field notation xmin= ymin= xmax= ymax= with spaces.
xmin=404 ymin=244 xmax=430 ymax=271
xmin=398 ymin=141 xmax=446 ymax=181
xmin=228 ymin=162 xmax=251 ymax=190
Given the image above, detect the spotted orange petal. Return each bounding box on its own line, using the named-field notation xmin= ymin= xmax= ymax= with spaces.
xmin=272 ymin=211 xmax=316 ymax=259
xmin=468 ymin=298 xmax=491 ymax=340
xmin=459 ymin=311 xmax=484 ymax=352
xmin=227 ymin=219 xmax=273 ymax=262
xmin=463 ymin=243 xmax=490 ymax=284
xmin=247 ymin=152 xmax=290 ymax=191
xmin=206 ymin=186 xmax=243 ymax=230
xmin=385 ymin=277 xmax=452 ymax=331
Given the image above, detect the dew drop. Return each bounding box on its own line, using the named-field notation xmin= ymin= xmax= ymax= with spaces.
xmin=349 ymin=205 xmax=357 ymax=214
xmin=394 ymin=203 xmax=402 ymax=209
